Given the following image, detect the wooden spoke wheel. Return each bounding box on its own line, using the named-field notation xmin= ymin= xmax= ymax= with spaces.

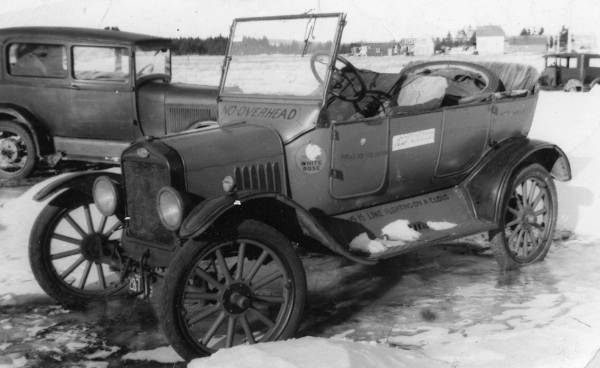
xmin=159 ymin=220 xmax=306 ymax=361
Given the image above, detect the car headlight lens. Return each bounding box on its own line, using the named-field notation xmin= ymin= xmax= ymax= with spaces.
xmin=157 ymin=186 xmax=186 ymax=231
xmin=93 ymin=176 xmax=119 ymax=216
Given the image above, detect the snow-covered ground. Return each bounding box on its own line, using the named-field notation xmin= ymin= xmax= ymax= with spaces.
xmin=1 ymin=54 xmax=600 ymax=367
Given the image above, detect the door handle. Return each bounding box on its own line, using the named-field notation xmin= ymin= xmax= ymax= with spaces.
xmin=68 ymin=83 xmax=79 ymax=89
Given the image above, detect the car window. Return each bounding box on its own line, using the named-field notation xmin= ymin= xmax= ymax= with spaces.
xmin=559 ymin=58 xmax=569 ymax=67
xmin=567 ymin=57 xmax=578 ymax=68
xmin=8 ymin=43 xmax=67 ymax=78
xmin=546 ymin=57 xmax=558 ymax=67
xmin=73 ymin=46 xmax=130 ymax=82
xmin=589 ymin=58 xmax=600 ymax=68
xmin=135 ymin=47 xmax=171 ymax=80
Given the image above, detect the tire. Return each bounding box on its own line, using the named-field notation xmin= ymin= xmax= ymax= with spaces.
xmin=29 ymin=190 xmax=127 ymax=305
xmin=0 ymin=121 xmax=37 ymax=179
xmin=159 ymin=220 xmax=306 ymax=361
xmin=490 ymin=164 xmax=558 ymax=270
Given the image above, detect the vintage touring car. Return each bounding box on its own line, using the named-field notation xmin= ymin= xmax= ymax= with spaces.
xmin=0 ymin=27 xmax=217 ymax=179
xmin=30 ymin=13 xmax=571 ymax=361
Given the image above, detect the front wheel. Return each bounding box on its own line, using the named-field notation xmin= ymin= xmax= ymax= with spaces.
xmin=490 ymin=164 xmax=558 ymax=270
xmin=159 ymin=220 xmax=306 ymax=361
xmin=29 ymin=190 xmax=127 ymax=305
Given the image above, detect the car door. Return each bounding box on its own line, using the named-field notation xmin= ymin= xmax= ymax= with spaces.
xmin=3 ymin=40 xmax=72 ymax=134
xmin=329 ymin=116 xmax=389 ymax=199
xmin=65 ymin=44 xmax=136 ymax=140
xmin=435 ymin=103 xmax=492 ymax=177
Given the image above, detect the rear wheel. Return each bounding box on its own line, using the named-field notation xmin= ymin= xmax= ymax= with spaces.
xmin=29 ymin=190 xmax=127 ymax=305
xmin=490 ymin=164 xmax=557 ymax=270
xmin=159 ymin=220 xmax=306 ymax=361
xmin=0 ymin=121 xmax=36 ymax=179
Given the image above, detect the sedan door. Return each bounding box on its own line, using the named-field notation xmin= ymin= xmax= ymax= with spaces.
xmin=64 ymin=45 xmax=136 ymax=140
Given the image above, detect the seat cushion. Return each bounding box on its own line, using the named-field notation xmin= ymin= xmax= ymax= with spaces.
xmin=393 ymin=76 xmax=448 ymax=112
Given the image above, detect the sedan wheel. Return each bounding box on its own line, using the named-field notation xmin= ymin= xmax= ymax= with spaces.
xmin=0 ymin=121 xmax=36 ymax=179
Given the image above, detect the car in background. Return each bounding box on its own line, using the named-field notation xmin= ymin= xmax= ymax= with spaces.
xmin=0 ymin=27 xmax=217 ymax=179
xmin=540 ymin=53 xmax=600 ymax=92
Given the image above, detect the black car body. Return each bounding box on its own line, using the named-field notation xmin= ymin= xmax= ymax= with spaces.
xmin=0 ymin=27 xmax=217 ymax=178
xmin=540 ymin=52 xmax=600 ymax=92
xmin=31 ymin=13 xmax=571 ymax=361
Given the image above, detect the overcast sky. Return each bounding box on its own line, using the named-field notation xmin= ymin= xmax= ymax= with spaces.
xmin=1 ymin=0 xmax=599 ymax=42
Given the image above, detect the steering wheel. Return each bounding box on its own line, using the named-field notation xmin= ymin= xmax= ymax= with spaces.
xmin=137 ymin=64 xmax=154 ymax=77
xmin=310 ymin=51 xmax=367 ymax=103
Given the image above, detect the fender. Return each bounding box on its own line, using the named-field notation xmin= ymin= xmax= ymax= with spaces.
xmin=33 ymin=171 xmax=122 ymax=202
xmin=179 ymin=190 xmax=377 ymax=265
xmin=0 ymin=103 xmax=54 ymax=156
xmin=463 ymin=136 xmax=571 ymax=223
xmin=589 ymin=77 xmax=600 ymax=89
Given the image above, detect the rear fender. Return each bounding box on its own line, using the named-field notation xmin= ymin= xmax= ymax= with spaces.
xmin=463 ymin=137 xmax=571 ymax=223
xmin=0 ymin=104 xmax=54 ymax=156
xmin=33 ymin=171 xmax=122 ymax=202
xmin=179 ymin=190 xmax=377 ymax=265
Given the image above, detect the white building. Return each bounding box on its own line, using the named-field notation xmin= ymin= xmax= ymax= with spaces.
xmin=476 ymin=25 xmax=506 ymax=54
xmin=414 ymin=38 xmax=435 ymax=56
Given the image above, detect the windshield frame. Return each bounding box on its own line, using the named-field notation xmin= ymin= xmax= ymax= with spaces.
xmin=134 ymin=46 xmax=172 ymax=83
xmin=219 ymin=13 xmax=346 ymax=103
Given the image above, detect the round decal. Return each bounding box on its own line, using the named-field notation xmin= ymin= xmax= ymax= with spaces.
xmin=296 ymin=143 xmax=326 ymax=175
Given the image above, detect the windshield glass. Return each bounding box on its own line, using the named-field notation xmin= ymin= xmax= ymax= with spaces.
xmin=223 ymin=16 xmax=340 ymax=97
xmin=135 ymin=47 xmax=171 ymax=80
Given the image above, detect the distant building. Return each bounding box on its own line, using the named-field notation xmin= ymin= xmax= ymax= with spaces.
xmin=400 ymin=38 xmax=415 ymax=54
xmin=506 ymin=35 xmax=547 ymax=53
xmin=413 ymin=38 xmax=435 ymax=56
xmin=359 ymin=42 xmax=399 ymax=56
xmin=476 ymin=25 xmax=506 ymax=54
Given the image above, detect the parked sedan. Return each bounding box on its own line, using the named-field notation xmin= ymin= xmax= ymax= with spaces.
xmin=0 ymin=27 xmax=218 ymax=179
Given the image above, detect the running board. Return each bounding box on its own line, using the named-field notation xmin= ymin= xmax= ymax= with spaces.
xmin=368 ymin=218 xmax=497 ymax=260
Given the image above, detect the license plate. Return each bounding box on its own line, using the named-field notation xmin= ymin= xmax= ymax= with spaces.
xmin=128 ymin=274 xmax=152 ymax=299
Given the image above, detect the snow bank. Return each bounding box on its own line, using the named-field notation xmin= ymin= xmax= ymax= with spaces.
xmin=530 ymin=90 xmax=600 ymax=240
xmin=0 ymin=169 xmax=120 ymax=297
xmin=122 ymin=346 xmax=184 ymax=363
xmin=188 ymin=337 xmax=449 ymax=368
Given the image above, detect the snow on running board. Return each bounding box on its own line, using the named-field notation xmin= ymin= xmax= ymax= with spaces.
xmin=381 ymin=219 xmax=421 ymax=241
xmin=426 ymin=221 xmax=457 ymax=231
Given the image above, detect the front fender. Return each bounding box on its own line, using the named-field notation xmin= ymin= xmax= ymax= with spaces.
xmin=179 ymin=190 xmax=377 ymax=265
xmin=463 ymin=137 xmax=571 ymax=223
xmin=33 ymin=171 xmax=122 ymax=202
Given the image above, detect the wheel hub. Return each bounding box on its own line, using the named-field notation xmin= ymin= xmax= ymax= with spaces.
xmin=80 ymin=233 xmax=107 ymax=262
xmin=222 ymin=283 xmax=253 ymax=315
xmin=0 ymin=138 xmax=19 ymax=163
xmin=521 ymin=208 xmax=537 ymax=230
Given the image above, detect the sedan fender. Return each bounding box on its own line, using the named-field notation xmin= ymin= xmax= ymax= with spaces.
xmin=463 ymin=137 xmax=571 ymax=223
xmin=179 ymin=190 xmax=377 ymax=265
xmin=33 ymin=171 xmax=122 ymax=202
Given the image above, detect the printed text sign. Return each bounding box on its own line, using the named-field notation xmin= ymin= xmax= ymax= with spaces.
xmin=392 ymin=129 xmax=435 ymax=151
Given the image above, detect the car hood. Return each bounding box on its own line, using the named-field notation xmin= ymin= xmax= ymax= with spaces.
xmin=159 ymin=122 xmax=284 ymax=174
